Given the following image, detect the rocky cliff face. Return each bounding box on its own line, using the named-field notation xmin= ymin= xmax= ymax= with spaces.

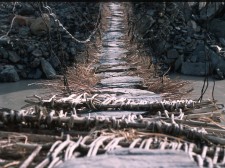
xmin=0 ymin=2 xmax=100 ymax=82
xmin=129 ymin=2 xmax=225 ymax=79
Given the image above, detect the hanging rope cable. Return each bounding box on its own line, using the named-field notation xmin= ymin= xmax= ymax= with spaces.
xmin=211 ymin=3 xmax=217 ymax=102
xmin=198 ymin=2 xmax=209 ymax=102
xmin=37 ymin=2 xmax=71 ymax=94
xmin=0 ymin=2 xmax=18 ymax=40
xmin=198 ymin=47 xmax=210 ymax=102
xmin=42 ymin=2 xmax=102 ymax=44
xmin=38 ymin=2 xmax=102 ymax=94
xmin=55 ymin=12 xmax=71 ymax=94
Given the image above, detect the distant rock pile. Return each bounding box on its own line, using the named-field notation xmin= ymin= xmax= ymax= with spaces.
xmin=0 ymin=2 xmax=99 ymax=82
xmin=131 ymin=2 xmax=225 ymax=79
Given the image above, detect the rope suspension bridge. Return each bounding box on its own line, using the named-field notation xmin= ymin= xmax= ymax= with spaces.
xmin=0 ymin=2 xmax=224 ymax=168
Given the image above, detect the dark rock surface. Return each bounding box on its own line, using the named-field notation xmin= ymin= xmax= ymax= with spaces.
xmin=209 ymin=19 xmax=225 ymax=39
xmin=130 ymin=2 xmax=225 ymax=78
xmin=0 ymin=2 xmax=100 ymax=82
xmin=41 ymin=58 xmax=56 ymax=79
xmin=181 ymin=62 xmax=209 ymax=76
xmin=8 ymin=51 xmax=20 ymax=63
xmin=0 ymin=65 xmax=20 ymax=82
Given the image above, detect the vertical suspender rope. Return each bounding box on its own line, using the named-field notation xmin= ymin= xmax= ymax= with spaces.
xmin=40 ymin=2 xmax=102 ymax=94
xmin=198 ymin=2 xmax=216 ymax=102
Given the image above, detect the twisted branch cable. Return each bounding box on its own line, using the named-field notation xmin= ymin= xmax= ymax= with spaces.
xmin=31 ymin=132 xmax=225 ymax=167
xmin=144 ymin=138 xmax=153 ymax=150
xmin=107 ymin=137 xmax=125 ymax=151
xmin=139 ymin=139 xmax=147 ymax=149
xmin=80 ymin=135 xmax=92 ymax=149
xmin=159 ymin=140 xmax=167 ymax=150
xmin=26 ymin=93 xmax=197 ymax=111
xmin=65 ymin=136 xmax=83 ymax=160
xmin=51 ymin=135 xmax=71 ymax=159
xmin=48 ymin=157 xmax=60 ymax=168
xmin=176 ymin=109 xmax=184 ymax=120
xmin=52 ymin=159 xmax=63 ymax=168
xmin=172 ymin=141 xmax=179 ymax=150
xmin=0 ymin=2 xmax=20 ymax=40
xmin=20 ymin=145 xmax=42 ymax=168
xmin=201 ymin=146 xmax=208 ymax=159
xmin=164 ymin=110 xmax=170 ymax=118
xmin=2 ymin=107 xmax=225 ymax=146
xmin=205 ymin=156 xmax=213 ymax=168
xmin=48 ymin=140 xmax=63 ymax=156
xmin=35 ymin=140 xmax=62 ymax=168
xmin=219 ymin=148 xmax=225 ymax=165
xmin=212 ymin=146 xmax=220 ymax=164
xmin=176 ymin=142 xmax=182 ymax=150
xmin=42 ymin=2 xmax=102 ymax=44
xmin=188 ymin=143 xmax=195 ymax=161
xmin=0 ymin=16 xmax=16 ymax=40
xmin=40 ymin=2 xmax=70 ymax=93
xmin=63 ymin=141 xmax=76 ymax=161
xmin=87 ymin=135 xmax=112 ymax=157
xmin=194 ymin=154 xmax=204 ymax=167
xmin=44 ymin=135 xmax=71 ymax=168
xmin=129 ymin=138 xmax=142 ymax=148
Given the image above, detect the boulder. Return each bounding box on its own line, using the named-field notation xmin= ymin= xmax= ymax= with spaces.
xmin=199 ymin=2 xmax=224 ymax=21
xmin=190 ymin=43 xmax=225 ymax=71
xmin=174 ymin=55 xmax=184 ymax=71
xmin=188 ymin=20 xmax=197 ymax=31
xmin=181 ymin=62 xmax=209 ymax=76
xmin=28 ymin=68 xmax=42 ymax=79
xmin=136 ymin=16 xmax=155 ymax=35
xmin=190 ymin=43 xmax=205 ymax=63
xmin=30 ymin=57 xmax=40 ymax=68
xmin=18 ymin=4 xmax=35 ymax=16
xmin=209 ymin=19 xmax=225 ymax=39
xmin=0 ymin=47 xmax=9 ymax=59
xmin=0 ymin=36 xmax=11 ymax=47
xmin=70 ymin=47 xmax=76 ymax=55
xmin=198 ymin=2 xmax=207 ymax=10
xmin=153 ymin=39 xmax=171 ymax=53
xmin=167 ymin=49 xmax=179 ymax=59
xmin=32 ymin=49 xmax=42 ymax=57
xmin=214 ymin=68 xmax=224 ymax=80
xmin=16 ymin=64 xmax=24 ymax=70
xmin=219 ymin=38 xmax=225 ymax=47
xmin=41 ymin=58 xmax=56 ymax=79
xmin=181 ymin=2 xmax=193 ymax=21
xmin=49 ymin=55 xmax=61 ymax=68
xmin=18 ymin=27 xmax=30 ymax=36
xmin=0 ymin=65 xmax=20 ymax=82
xmin=12 ymin=15 xmax=35 ymax=27
xmin=8 ymin=51 xmax=20 ymax=63
xmin=216 ymin=59 xmax=225 ymax=75
xmin=30 ymin=14 xmax=51 ymax=36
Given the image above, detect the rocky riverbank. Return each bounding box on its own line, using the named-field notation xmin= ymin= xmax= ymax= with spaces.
xmin=0 ymin=2 xmax=100 ymax=82
xmin=129 ymin=2 xmax=225 ymax=79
